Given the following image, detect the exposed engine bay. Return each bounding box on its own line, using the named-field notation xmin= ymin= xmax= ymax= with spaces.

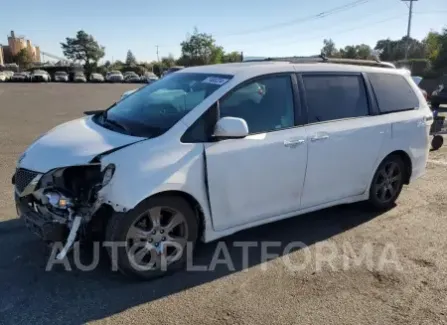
xmin=14 ymin=163 xmax=115 ymax=259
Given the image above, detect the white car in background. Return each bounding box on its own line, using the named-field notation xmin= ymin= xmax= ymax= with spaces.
xmin=54 ymin=71 xmax=69 ymax=82
xmin=0 ymin=72 xmax=7 ymax=82
xmin=90 ymin=73 xmax=105 ymax=83
xmin=31 ymin=70 xmax=51 ymax=82
xmin=106 ymin=71 xmax=124 ymax=83
xmin=13 ymin=59 xmax=431 ymax=280
xmin=73 ymin=72 xmax=87 ymax=83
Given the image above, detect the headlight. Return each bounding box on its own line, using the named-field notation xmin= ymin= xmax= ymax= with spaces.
xmin=102 ymin=164 xmax=115 ymax=187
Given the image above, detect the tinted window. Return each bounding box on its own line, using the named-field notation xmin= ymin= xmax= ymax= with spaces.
xmin=219 ymin=75 xmax=294 ymax=134
xmin=302 ymin=75 xmax=369 ymax=123
xmin=368 ymin=73 xmax=419 ymax=113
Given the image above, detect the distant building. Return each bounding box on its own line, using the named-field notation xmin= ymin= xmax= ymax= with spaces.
xmin=1 ymin=30 xmax=41 ymax=64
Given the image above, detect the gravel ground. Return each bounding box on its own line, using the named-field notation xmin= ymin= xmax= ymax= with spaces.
xmin=0 ymin=83 xmax=446 ymax=325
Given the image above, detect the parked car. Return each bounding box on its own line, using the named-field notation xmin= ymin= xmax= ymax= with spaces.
xmin=13 ymin=60 xmax=432 ymax=279
xmin=162 ymin=66 xmax=184 ymax=77
xmin=141 ymin=72 xmax=159 ymax=84
xmin=0 ymin=72 xmax=8 ymax=82
xmin=54 ymin=71 xmax=69 ymax=82
xmin=3 ymin=70 xmax=14 ymax=81
xmin=431 ymin=83 xmax=447 ymax=108
xmin=124 ymin=72 xmax=141 ymax=83
xmin=90 ymin=73 xmax=105 ymax=83
xmin=106 ymin=71 xmax=124 ymax=83
xmin=11 ymin=72 xmax=29 ymax=82
xmin=73 ymin=72 xmax=87 ymax=83
xmin=31 ymin=70 xmax=51 ymax=82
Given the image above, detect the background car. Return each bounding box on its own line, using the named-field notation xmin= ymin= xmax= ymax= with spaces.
xmin=162 ymin=66 xmax=184 ymax=77
xmin=54 ymin=71 xmax=69 ymax=82
xmin=11 ymin=72 xmax=30 ymax=82
xmin=73 ymin=72 xmax=87 ymax=83
xmin=0 ymin=72 xmax=8 ymax=82
xmin=89 ymin=73 xmax=104 ymax=83
xmin=124 ymin=72 xmax=140 ymax=83
xmin=431 ymin=83 xmax=447 ymax=108
xmin=3 ymin=70 xmax=14 ymax=81
xmin=140 ymin=72 xmax=159 ymax=84
xmin=31 ymin=70 xmax=51 ymax=82
xmin=106 ymin=71 xmax=124 ymax=83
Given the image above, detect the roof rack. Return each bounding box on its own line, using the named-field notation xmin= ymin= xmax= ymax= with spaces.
xmin=242 ymin=54 xmax=396 ymax=69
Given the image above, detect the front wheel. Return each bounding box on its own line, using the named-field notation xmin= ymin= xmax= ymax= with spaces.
xmin=105 ymin=195 xmax=199 ymax=279
xmin=368 ymin=155 xmax=405 ymax=210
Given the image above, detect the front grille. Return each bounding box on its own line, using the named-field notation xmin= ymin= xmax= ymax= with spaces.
xmin=15 ymin=168 xmax=39 ymax=193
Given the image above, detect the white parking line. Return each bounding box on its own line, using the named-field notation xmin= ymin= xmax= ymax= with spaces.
xmin=427 ymin=159 xmax=447 ymax=167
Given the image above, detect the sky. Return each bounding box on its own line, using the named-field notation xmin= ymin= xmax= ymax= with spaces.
xmin=0 ymin=0 xmax=446 ymax=63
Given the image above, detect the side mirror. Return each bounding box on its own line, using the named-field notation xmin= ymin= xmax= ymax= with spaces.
xmin=213 ymin=117 xmax=249 ymax=139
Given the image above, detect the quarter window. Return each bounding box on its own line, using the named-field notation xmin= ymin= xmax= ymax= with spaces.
xmin=302 ymin=75 xmax=369 ymax=123
xmin=219 ymin=75 xmax=295 ymax=134
xmin=368 ymin=73 xmax=419 ymax=113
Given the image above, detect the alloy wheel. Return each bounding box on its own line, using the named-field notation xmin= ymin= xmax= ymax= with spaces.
xmin=126 ymin=206 xmax=189 ymax=270
xmin=374 ymin=161 xmax=402 ymax=203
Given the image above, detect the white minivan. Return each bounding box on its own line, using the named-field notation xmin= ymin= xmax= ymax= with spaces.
xmin=13 ymin=59 xmax=432 ymax=279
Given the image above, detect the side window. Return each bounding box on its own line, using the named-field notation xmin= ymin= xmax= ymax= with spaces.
xmin=368 ymin=73 xmax=419 ymax=113
xmin=302 ymin=74 xmax=369 ymax=123
xmin=219 ymin=75 xmax=295 ymax=134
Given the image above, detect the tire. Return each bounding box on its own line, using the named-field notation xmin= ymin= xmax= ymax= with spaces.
xmin=105 ymin=195 xmax=199 ymax=280
xmin=431 ymin=135 xmax=444 ymax=151
xmin=368 ymin=155 xmax=405 ymax=210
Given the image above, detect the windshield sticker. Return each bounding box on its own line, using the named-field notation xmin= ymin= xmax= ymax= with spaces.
xmin=202 ymin=77 xmax=230 ymax=85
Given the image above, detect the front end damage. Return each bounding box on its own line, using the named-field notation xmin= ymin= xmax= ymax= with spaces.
xmin=13 ymin=163 xmax=116 ymax=259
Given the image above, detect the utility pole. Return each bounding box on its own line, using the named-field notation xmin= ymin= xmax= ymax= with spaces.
xmin=402 ymin=0 xmax=417 ymax=60
xmin=156 ymin=45 xmax=160 ymax=62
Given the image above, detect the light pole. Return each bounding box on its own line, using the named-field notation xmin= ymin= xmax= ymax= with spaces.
xmin=402 ymin=0 xmax=417 ymax=60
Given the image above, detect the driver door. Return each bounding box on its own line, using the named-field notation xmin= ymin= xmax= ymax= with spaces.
xmin=204 ymin=74 xmax=308 ymax=231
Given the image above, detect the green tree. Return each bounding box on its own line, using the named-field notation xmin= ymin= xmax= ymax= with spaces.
xmin=179 ymin=28 xmax=223 ymax=66
xmin=61 ymin=30 xmax=105 ymax=72
xmin=161 ymin=54 xmax=176 ymax=69
xmin=223 ymin=51 xmax=242 ymax=63
xmin=431 ymin=28 xmax=447 ymax=71
xmin=13 ymin=48 xmax=33 ymax=69
xmin=375 ymin=37 xmax=425 ymax=61
xmin=321 ymin=39 xmax=338 ymax=57
xmin=125 ymin=50 xmax=137 ymax=66
xmin=423 ymin=31 xmax=442 ymax=63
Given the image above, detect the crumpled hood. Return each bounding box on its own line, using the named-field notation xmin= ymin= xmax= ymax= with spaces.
xmin=18 ymin=116 xmax=145 ymax=172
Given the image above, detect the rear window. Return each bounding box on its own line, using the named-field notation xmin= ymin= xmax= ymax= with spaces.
xmin=368 ymin=73 xmax=419 ymax=113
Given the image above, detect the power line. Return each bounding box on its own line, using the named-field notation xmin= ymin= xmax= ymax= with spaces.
xmin=216 ymin=0 xmax=373 ymax=38
xmin=232 ymin=10 xmax=444 ymax=52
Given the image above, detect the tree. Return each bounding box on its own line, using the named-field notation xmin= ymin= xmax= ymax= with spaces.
xmin=374 ymin=37 xmax=425 ymax=61
xmin=430 ymin=28 xmax=447 ymax=71
xmin=13 ymin=48 xmax=33 ymax=69
xmin=61 ymin=30 xmax=105 ymax=72
xmin=161 ymin=54 xmax=176 ymax=69
xmin=223 ymin=51 xmax=242 ymax=63
xmin=321 ymin=39 xmax=338 ymax=57
xmin=125 ymin=50 xmax=137 ymax=66
xmin=179 ymin=28 xmax=223 ymax=66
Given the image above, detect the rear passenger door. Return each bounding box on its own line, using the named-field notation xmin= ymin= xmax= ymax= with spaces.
xmin=299 ymin=72 xmax=388 ymax=209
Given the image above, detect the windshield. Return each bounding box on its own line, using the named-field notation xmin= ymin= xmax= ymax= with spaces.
xmin=99 ymin=72 xmax=233 ymax=138
xmin=56 ymin=71 xmax=67 ymax=76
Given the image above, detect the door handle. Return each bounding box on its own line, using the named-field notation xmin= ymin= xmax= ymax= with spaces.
xmin=310 ymin=134 xmax=330 ymax=142
xmin=284 ymin=139 xmax=305 ymax=148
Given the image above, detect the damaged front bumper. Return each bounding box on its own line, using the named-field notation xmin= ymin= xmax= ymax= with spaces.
xmin=13 ymin=164 xmax=115 ymax=259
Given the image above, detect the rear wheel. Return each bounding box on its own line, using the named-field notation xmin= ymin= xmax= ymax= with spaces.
xmin=105 ymin=195 xmax=198 ymax=279
xmin=368 ymin=155 xmax=405 ymax=210
xmin=431 ymin=135 xmax=444 ymax=151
